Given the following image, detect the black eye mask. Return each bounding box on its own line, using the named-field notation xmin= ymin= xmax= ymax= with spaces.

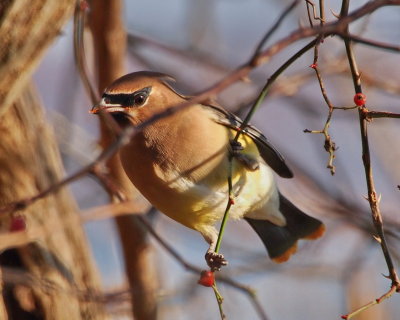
xmin=102 ymin=87 xmax=152 ymax=107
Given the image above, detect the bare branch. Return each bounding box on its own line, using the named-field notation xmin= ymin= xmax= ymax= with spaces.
xmin=340 ymin=0 xmax=400 ymax=316
xmin=251 ymin=0 xmax=300 ymax=60
xmin=341 ymin=285 xmax=398 ymax=319
xmin=339 ymin=32 xmax=400 ymax=53
xmin=366 ymin=110 xmax=400 ymax=119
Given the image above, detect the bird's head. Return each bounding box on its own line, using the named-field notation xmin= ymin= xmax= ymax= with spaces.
xmin=91 ymin=71 xmax=184 ymax=126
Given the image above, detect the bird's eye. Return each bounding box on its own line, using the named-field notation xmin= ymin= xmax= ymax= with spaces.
xmin=133 ymin=93 xmax=147 ymax=106
xmin=104 ymin=97 xmax=111 ymax=104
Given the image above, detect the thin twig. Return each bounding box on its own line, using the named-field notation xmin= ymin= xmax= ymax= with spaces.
xmin=214 ymin=156 xmax=234 ymax=254
xmin=341 ymin=285 xmax=398 ymax=319
xmin=366 ymin=111 xmax=400 ymax=119
xmin=73 ymin=0 xmax=98 ymax=105
xmin=305 ymin=0 xmax=325 ymax=24
xmin=305 ymin=0 xmax=315 ymax=27
xmin=343 ymin=2 xmax=400 ymax=286
xmin=340 ymin=0 xmax=400 ymax=316
xmin=136 ymin=216 xmax=269 ymax=320
xmin=251 ymin=0 xmax=300 ymax=61
xmin=305 ymin=1 xmax=338 ymax=175
xmin=251 ymin=0 xmax=400 ymax=67
xmin=333 ymin=105 xmax=358 ymax=110
xmin=305 ymin=72 xmax=337 ymax=174
xmin=338 ymin=32 xmax=400 ymax=53
xmin=213 ymin=284 xmax=226 ymax=320
xmin=239 ymin=38 xmax=318 ymax=137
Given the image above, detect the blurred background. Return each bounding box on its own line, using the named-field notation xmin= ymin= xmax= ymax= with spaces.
xmin=1 ymin=0 xmax=400 ymax=319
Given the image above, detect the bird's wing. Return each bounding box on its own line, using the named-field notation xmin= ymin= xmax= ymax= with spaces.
xmin=205 ymin=104 xmax=294 ymax=178
xmin=158 ymin=77 xmax=293 ymax=178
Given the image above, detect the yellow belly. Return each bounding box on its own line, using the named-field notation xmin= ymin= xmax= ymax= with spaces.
xmin=120 ymin=128 xmax=275 ymax=230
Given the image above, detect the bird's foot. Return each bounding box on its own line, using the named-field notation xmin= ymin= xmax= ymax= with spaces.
xmin=230 ymin=139 xmax=244 ymax=154
xmin=234 ymin=153 xmax=259 ymax=171
xmin=205 ymin=251 xmax=228 ymax=271
xmin=230 ymin=140 xmax=259 ymax=171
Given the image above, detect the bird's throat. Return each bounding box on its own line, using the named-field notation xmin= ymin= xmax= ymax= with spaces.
xmin=110 ymin=112 xmax=133 ymax=128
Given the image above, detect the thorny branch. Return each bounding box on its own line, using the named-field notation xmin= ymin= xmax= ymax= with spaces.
xmin=337 ymin=32 xmax=400 ymax=53
xmin=339 ymin=0 xmax=400 ymax=318
xmin=304 ymin=0 xmax=338 ymax=175
xmin=305 ymin=0 xmax=324 ymax=25
xmin=251 ymin=0 xmax=300 ymax=59
xmin=300 ymin=2 xmax=400 ymax=317
xmin=365 ymin=110 xmax=400 ymax=119
xmin=344 ymin=0 xmax=400 ymax=288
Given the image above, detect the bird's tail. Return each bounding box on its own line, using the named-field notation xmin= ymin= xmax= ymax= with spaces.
xmin=244 ymin=192 xmax=325 ymax=263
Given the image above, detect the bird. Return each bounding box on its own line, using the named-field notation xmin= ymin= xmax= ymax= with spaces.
xmin=91 ymin=71 xmax=325 ymax=271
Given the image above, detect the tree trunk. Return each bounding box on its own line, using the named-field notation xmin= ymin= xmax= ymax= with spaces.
xmin=0 ymin=0 xmax=75 ymax=116
xmin=0 ymin=83 xmax=107 ymax=319
xmin=89 ymin=1 xmax=158 ymax=319
xmin=0 ymin=1 xmax=107 ymax=318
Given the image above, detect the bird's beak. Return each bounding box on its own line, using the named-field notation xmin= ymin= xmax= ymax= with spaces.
xmin=89 ymin=103 xmax=102 ymax=114
xmin=89 ymin=99 xmax=127 ymax=114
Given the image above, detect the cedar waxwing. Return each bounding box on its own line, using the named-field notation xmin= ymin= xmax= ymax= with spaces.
xmin=91 ymin=71 xmax=325 ymax=270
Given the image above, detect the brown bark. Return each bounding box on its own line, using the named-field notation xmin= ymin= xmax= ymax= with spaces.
xmin=0 ymin=1 xmax=107 ymax=318
xmin=0 ymin=0 xmax=75 ymax=116
xmin=89 ymin=1 xmax=158 ymax=319
xmin=0 ymin=268 xmax=7 ymax=320
xmin=0 ymin=84 xmax=106 ymax=319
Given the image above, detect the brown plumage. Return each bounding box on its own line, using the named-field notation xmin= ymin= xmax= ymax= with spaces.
xmin=91 ymin=71 xmax=325 ymax=270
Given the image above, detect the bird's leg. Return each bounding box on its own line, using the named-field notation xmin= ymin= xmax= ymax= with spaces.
xmin=205 ymin=247 xmax=228 ymax=272
xmin=230 ymin=139 xmax=244 ymax=153
xmin=202 ymin=228 xmax=228 ymax=271
xmin=229 ymin=139 xmax=259 ymax=171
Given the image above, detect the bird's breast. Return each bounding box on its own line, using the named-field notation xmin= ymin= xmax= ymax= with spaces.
xmin=119 ymin=117 xmax=230 ymax=224
xmin=119 ymin=113 xmax=275 ymax=229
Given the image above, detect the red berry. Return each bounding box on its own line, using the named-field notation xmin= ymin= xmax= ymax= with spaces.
xmin=9 ymin=215 xmax=26 ymax=232
xmin=229 ymin=197 xmax=235 ymax=205
xmin=198 ymin=270 xmax=215 ymax=287
xmin=309 ymin=63 xmax=317 ymax=69
xmin=354 ymin=93 xmax=366 ymax=106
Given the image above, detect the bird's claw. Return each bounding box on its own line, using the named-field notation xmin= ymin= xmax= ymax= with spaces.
xmin=205 ymin=251 xmax=228 ymax=271
xmin=230 ymin=139 xmax=244 ymax=154
xmin=234 ymin=153 xmax=259 ymax=171
xmin=230 ymin=140 xmax=259 ymax=171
